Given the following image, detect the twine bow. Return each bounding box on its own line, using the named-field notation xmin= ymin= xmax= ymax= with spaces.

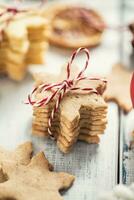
xmin=27 ymin=47 xmax=107 ymax=139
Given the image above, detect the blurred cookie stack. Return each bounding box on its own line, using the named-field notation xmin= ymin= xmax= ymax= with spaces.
xmin=0 ymin=7 xmax=49 ymax=81
xmin=26 ymin=16 xmax=49 ymax=65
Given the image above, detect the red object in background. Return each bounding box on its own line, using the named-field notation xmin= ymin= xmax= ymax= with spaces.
xmin=130 ymin=72 xmax=134 ymax=108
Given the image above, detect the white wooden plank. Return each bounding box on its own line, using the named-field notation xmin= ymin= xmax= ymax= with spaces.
xmin=120 ymin=111 xmax=134 ymax=185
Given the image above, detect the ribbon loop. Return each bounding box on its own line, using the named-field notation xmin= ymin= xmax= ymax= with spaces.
xmin=66 ymin=47 xmax=90 ymax=80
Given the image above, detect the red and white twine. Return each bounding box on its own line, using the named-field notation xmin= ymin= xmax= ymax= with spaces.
xmin=27 ymin=47 xmax=107 ymax=139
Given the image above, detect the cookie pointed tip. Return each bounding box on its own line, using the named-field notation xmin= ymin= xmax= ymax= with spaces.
xmin=16 ymin=141 xmax=33 ymax=153
xmin=30 ymin=151 xmax=53 ymax=171
xmin=58 ymin=172 xmax=75 ymax=190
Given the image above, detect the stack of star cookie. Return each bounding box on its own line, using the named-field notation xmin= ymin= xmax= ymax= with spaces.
xmin=33 ymin=92 xmax=107 ymax=153
xmin=0 ymin=8 xmax=49 ymax=81
xmin=32 ymin=68 xmax=107 ymax=153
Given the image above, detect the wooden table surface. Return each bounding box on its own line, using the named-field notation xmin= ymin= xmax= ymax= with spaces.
xmin=0 ymin=0 xmax=134 ymax=199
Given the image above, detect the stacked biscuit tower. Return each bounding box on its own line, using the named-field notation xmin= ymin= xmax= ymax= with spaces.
xmin=0 ymin=7 xmax=49 ymax=81
xmin=32 ymin=67 xmax=107 ymax=153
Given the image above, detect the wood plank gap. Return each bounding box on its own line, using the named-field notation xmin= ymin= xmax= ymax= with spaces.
xmin=119 ymin=111 xmax=125 ymax=184
xmin=117 ymin=0 xmax=126 ymax=184
xmin=117 ymin=108 xmax=121 ymax=184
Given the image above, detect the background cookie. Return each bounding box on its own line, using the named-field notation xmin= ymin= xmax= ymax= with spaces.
xmin=104 ymin=64 xmax=133 ymax=113
xmin=42 ymin=5 xmax=105 ymax=49
xmin=0 ymin=6 xmax=49 ymax=81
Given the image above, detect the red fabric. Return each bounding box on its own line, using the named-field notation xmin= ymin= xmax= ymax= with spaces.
xmin=130 ymin=72 xmax=134 ymax=108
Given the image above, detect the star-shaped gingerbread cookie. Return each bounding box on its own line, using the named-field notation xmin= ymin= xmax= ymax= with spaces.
xmin=32 ymin=64 xmax=107 ymax=153
xmin=104 ymin=64 xmax=133 ymax=113
xmin=0 ymin=142 xmax=75 ymax=199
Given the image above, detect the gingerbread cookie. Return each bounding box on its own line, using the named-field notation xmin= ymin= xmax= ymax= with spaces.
xmin=42 ymin=5 xmax=105 ymax=49
xmin=0 ymin=6 xmax=49 ymax=81
xmin=29 ymin=48 xmax=107 ymax=153
xmin=0 ymin=142 xmax=33 ymax=180
xmin=0 ymin=142 xmax=75 ymax=199
xmin=104 ymin=64 xmax=133 ymax=113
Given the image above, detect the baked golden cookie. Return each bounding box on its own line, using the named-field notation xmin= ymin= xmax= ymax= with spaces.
xmin=104 ymin=64 xmax=133 ymax=113
xmin=0 ymin=142 xmax=75 ymax=199
xmin=43 ymin=5 xmax=105 ymax=49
